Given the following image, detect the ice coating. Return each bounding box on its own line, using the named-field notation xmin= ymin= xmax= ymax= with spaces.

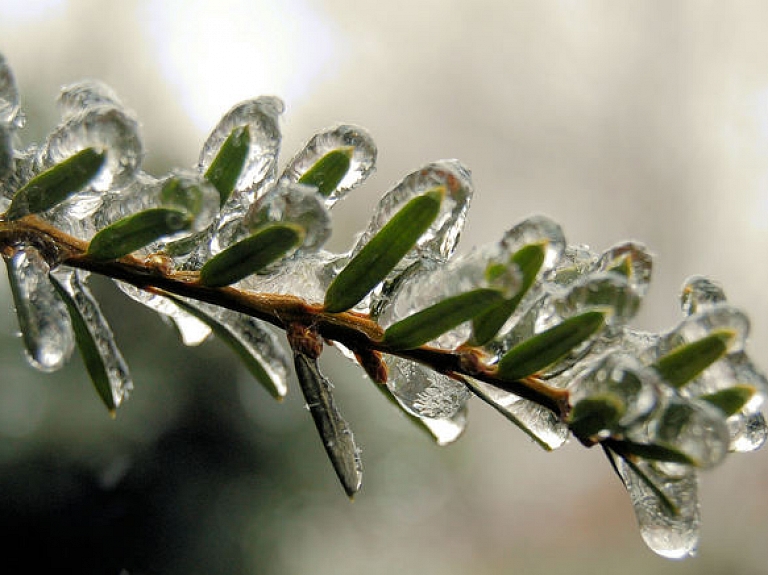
xmin=198 ymin=97 xmax=283 ymax=203
xmin=548 ymin=244 xmax=599 ymax=286
xmin=280 ymin=124 xmax=377 ymax=207
xmin=53 ymin=269 xmax=133 ymax=408
xmin=386 ymin=356 xmax=471 ymax=419
xmin=680 ymin=275 xmax=727 ymax=316
xmin=0 ymin=124 xmax=11 ymax=180
xmin=4 ymin=246 xmax=75 ymax=372
xmin=554 ymin=272 xmax=642 ymax=329
xmin=617 ymin=457 xmax=700 ymax=559
xmin=569 ymin=353 xmax=659 ymax=431
xmin=58 ymin=80 xmax=123 ymax=120
xmin=116 ymin=282 xmax=212 ymax=346
xmin=352 ymin=160 xmax=473 ymax=265
xmin=728 ymin=410 xmax=768 ymax=452
xmin=596 ymin=241 xmax=653 ymax=298
xmin=419 ymin=405 xmax=468 ymax=446
xmin=466 ymin=377 xmax=569 ymax=450
xmin=0 ymin=53 xmax=21 ymax=126
xmin=38 ymin=105 xmax=143 ymax=192
xmin=657 ymin=304 xmax=749 ymax=356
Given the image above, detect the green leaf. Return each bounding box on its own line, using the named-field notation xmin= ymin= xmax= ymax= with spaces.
xmin=471 ymin=242 xmax=547 ymax=345
xmin=496 ymin=311 xmax=606 ymax=381
xmin=298 ymin=147 xmax=354 ymax=198
xmin=87 ymin=207 xmax=192 ymax=261
xmin=293 ymin=351 xmax=363 ymax=498
xmin=204 ymin=125 xmax=250 ymax=206
xmin=699 ymin=384 xmax=755 ymax=417
xmin=651 ymin=329 xmax=735 ymax=389
xmin=568 ymin=394 xmax=625 ymax=439
xmin=383 ymin=288 xmax=505 ymax=350
xmin=167 ymin=295 xmax=286 ymax=399
xmin=7 ymin=148 xmax=106 ymax=220
xmin=324 ymin=188 xmax=444 ymax=313
xmin=198 ymin=222 xmax=304 ymax=288
xmin=607 ymin=439 xmax=697 ymax=466
xmin=49 ymin=274 xmax=117 ymax=415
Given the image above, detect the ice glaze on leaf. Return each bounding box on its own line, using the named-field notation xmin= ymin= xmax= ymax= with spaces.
xmin=297 ymin=147 xmax=353 ymax=198
xmin=204 ymin=125 xmax=250 ymax=206
xmin=324 ymin=187 xmax=443 ymax=313
xmin=87 ymin=207 xmax=192 ymax=261
xmin=652 ymin=330 xmax=735 ymax=389
xmin=383 ymin=288 xmax=505 ymax=350
xmin=699 ymin=384 xmax=756 ymax=417
xmin=7 ymin=148 xmax=106 ymax=220
xmin=496 ymin=311 xmax=606 ymax=381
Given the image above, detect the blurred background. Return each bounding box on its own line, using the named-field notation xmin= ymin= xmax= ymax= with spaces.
xmin=2 ymin=1 xmax=768 ymax=573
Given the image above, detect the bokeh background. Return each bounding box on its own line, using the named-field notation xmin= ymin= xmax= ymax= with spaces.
xmin=1 ymin=1 xmax=768 ymax=573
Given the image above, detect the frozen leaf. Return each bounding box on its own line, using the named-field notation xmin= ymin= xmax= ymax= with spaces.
xmin=294 ymin=351 xmax=362 ymax=498
xmin=4 ymin=246 xmax=74 ymax=372
xmin=6 ymin=148 xmax=106 ymax=220
xmin=282 ymin=124 xmax=376 ymax=207
xmin=568 ymin=395 xmax=625 ymax=440
xmin=199 ymin=222 xmax=304 ymax=287
xmin=699 ymin=385 xmax=756 ymax=417
xmin=198 ymin=97 xmax=283 ymax=204
xmin=50 ymin=270 xmax=132 ymax=414
xmin=169 ymin=296 xmax=290 ymax=399
xmin=497 ymin=311 xmax=606 ymax=381
xmin=383 ymin=288 xmax=506 ymax=350
xmin=203 ymin=125 xmax=250 ymax=206
xmin=613 ymin=454 xmax=700 ymax=559
xmin=352 ymin=160 xmax=472 ymax=265
xmin=87 ymin=207 xmax=192 ymax=261
xmin=651 ymin=330 xmax=735 ymax=389
xmin=465 ymin=377 xmax=568 ymax=450
xmin=324 ymin=188 xmax=443 ymax=313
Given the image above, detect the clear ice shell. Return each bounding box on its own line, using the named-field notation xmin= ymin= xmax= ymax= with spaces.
xmin=728 ymin=409 xmax=767 ymax=452
xmin=466 ymin=378 xmax=569 ymax=450
xmin=0 ymin=53 xmax=21 ymax=126
xmin=352 ymin=160 xmax=473 ymax=266
xmin=38 ymin=104 xmax=143 ymax=192
xmin=656 ymin=304 xmax=749 ymax=357
xmin=241 ymin=182 xmax=331 ymax=253
xmin=569 ymin=353 xmax=659 ymax=431
xmin=596 ymin=241 xmax=653 ymax=298
xmin=4 ymin=246 xmax=75 ymax=372
xmin=500 ymin=215 xmax=566 ymax=270
xmin=280 ymin=124 xmax=377 ymax=208
xmin=58 ymin=80 xmax=123 ymax=120
xmin=419 ymin=405 xmax=468 ymax=446
xmin=680 ymin=275 xmax=727 ymax=316
xmin=616 ymin=457 xmax=700 ymax=559
xmin=385 ymin=355 xmax=471 ymax=419
xmin=547 ymin=244 xmax=598 ymax=286
xmin=53 ymin=269 xmax=133 ymax=408
xmin=198 ymin=96 xmax=283 ymax=204
xmin=116 ymin=282 xmax=212 ymax=346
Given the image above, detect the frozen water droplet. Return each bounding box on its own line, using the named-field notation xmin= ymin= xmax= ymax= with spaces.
xmin=198 ymin=97 xmax=283 ymax=204
xmin=680 ymin=276 xmax=726 ymax=316
xmin=0 ymin=53 xmax=22 ymax=126
xmin=466 ymin=378 xmax=569 ymax=450
xmin=596 ymin=241 xmax=653 ymax=298
xmin=501 ymin=215 xmax=566 ymax=270
xmin=728 ymin=409 xmax=767 ymax=452
xmin=548 ymin=244 xmax=598 ymax=285
xmin=58 ymin=80 xmax=123 ymax=120
xmin=353 ymin=160 xmax=473 ymax=266
xmin=386 ymin=356 xmax=470 ymax=419
xmin=281 ymin=124 xmax=377 ymax=207
xmin=38 ymin=104 xmax=143 ymax=192
xmin=420 ymin=404 xmax=468 ymax=446
xmin=53 ymin=269 xmax=133 ymax=407
xmin=617 ymin=456 xmax=700 ymax=559
xmin=556 ymin=272 xmax=641 ymax=328
xmin=4 ymin=245 xmax=75 ymax=372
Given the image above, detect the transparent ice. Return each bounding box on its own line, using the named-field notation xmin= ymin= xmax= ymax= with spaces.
xmin=385 ymin=355 xmax=471 ymax=420
xmin=465 ymin=377 xmax=569 ymax=450
xmin=596 ymin=241 xmax=653 ymax=297
xmin=280 ymin=124 xmax=377 ymax=208
xmin=419 ymin=404 xmax=468 ymax=446
xmin=617 ymin=456 xmax=700 ymax=559
xmin=52 ymin=269 xmax=133 ymax=408
xmin=0 ymin=53 xmax=21 ymax=126
xmin=4 ymin=245 xmax=75 ymax=372
xmin=58 ymin=80 xmax=123 ymax=120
